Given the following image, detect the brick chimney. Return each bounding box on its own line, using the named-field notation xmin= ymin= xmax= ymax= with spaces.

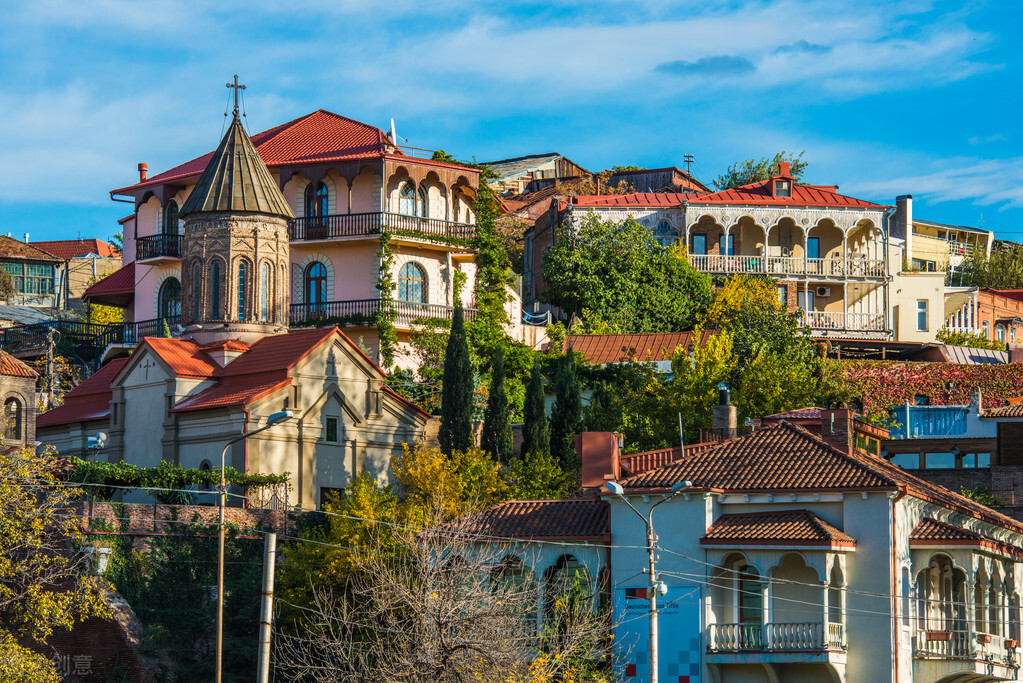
xmin=594 ymin=175 xmax=602 ymax=195
xmin=577 ymin=432 xmax=621 ymax=490
xmin=138 ymin=162 xmax=148 ymax=182
xmin=822 ymin=406 xmax=854 ymax=454
xmin=778 ymin=161 xmax=791 ymax=177
xmin=712 ymin=383 xmax=737 ymax=439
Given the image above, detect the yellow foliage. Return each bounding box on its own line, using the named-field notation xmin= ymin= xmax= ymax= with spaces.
xmin=700 ymin=274 xmax=781 ymax=330
xmin=392 ymin=442 xmax=508 ymax=523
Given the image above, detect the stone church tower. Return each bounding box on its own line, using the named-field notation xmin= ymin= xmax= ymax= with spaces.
xmin=178 ymin=105 xmax=294 ymax=344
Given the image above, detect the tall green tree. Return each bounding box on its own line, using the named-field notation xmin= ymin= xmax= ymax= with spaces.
xmin=439 ymin=304 xmax=474 ymax=454
xmin=521 ymin=359 xmax=549 ymax=459
xmin=713 ymin=150 xmax=807 ymax=190
xmin=480 ymin=347 xmax=514 ymax=463
xmin=549 ymin=349 xmax=583 ymax=469
xmin=540 ymin=214 xmax=712 ymax=332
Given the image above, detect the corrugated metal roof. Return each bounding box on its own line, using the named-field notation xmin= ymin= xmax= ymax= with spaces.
xmin=688 ymin=178 xmax=886 ymax=209
xmin=83 ymin=262 xmax=135 ymax=303
xmin=142 ymin=337 xmax=221 ymax=378
xmin=701 ymin=509 xmax=855 ymax=548
xmin=37 ymin=358 xmax=129 ymax=427
xmin=179 ymin=113 xmax=294 ymax=219
xmin=939 ymin=345 xmax=1007 ymax=365
xmin=482 ymin=153 xmax=564 ymax=180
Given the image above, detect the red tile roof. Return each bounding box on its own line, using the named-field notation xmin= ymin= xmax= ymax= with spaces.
xmin=982 ymin=403 xmax=1023 ymax=419
xmin=910 ymin=517 xmax=1023 ymax=558
xmin=142 ymin=338 xmax=220 ymax=379
xmin=701 ymin=509 xmax=855 ymax=548
xmin=564 ymin=331 xmax=715 ymax=365
xmin=617 ymin=421 xmax=1023 ymax=534
xmin=37 ymin=358 xmax=129 ymax=427
xmin=441 ymin=499 xmax=609 ymax=540
xmin=170 ymin=378 xmax=292 ymax=413
xmin=0 ymin=235 xmax=63 ymax=262
xmin=30 ymin=239 xmax=120 ymax=260
xmin=619 ymin=442 xmax=720 ymax=476
xmin=0 ymin=350 xmax=36 ymax=378
xmin=687 ymin=178 xmax=886 ymax=209
xmin=763 ymin=407 xmax=823 ymax=421
xmin=83 ymin=262 xmax=134 ymax=304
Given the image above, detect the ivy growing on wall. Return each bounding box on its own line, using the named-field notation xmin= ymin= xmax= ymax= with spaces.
xmin=375 ymin=229 xmax=398 ymax=368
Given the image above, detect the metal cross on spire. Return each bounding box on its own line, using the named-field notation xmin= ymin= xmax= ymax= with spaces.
xmin=226 ymin=74 xmax=246 ymax=117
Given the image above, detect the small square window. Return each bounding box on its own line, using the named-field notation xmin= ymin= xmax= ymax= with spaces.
xmin=775 ymin=180 xmax=791 ymax=197
xmin=325 ymin=416 xmax=339 ymax=443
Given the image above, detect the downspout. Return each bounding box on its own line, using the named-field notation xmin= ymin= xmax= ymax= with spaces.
xmin=891 ymin=487 xmax=907 ymax=683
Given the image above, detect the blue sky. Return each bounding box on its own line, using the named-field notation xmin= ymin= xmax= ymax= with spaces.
xmin=1 ymin=0 xmax=1021 ymax=243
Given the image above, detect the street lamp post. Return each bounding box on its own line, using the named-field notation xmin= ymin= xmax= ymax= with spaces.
xmin=607 ymin=479 xmax=692 ymax=683
xmin=215 ymin=410 xmax=293 ymax=683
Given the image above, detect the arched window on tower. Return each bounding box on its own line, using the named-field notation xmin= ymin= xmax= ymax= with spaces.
xmin=653 ymin=220 xmax=679 ymax=247
xmin=399 ymin=181 xmax=416 ymax=216
xmin=305 ymin=182 xmax=328 ymax=221
xmin=398 ymin=262 xmax=427 ymax=304
xmin=260 ymin=263 xmax=271 ymax=322
xmin=158 ymin=277 xmax=181 ymax=320
xmin=4 ymin=398 xmax=22 ymax=441
xmin=192 ymin=263 xmax=202 ymax=319
xmin=305 ymin=262 xmax=327 ymax=313
xmin=237 ymin=261 xmax=248 ymax=320
xmin=164 ymin=201 xmax=179 ymax=235
xmin=210 ymin=261 xmax=221 ymax=320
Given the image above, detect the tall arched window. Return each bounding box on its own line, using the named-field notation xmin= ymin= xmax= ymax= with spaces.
xmin=305 ymin=262 xmax=327 ymax=312
xmin=192 ymin=263 xmax=202 ymax=319
xmin=398 ymin=262 xmax=426 ymax=303
xmin=653 ymin=220 xmax=679 ymax=247
xmin=210 ymin=261 xmax=221 ymax=320
xmin=158 ymin=277 xmax=181 ymax=319
xmin=417 ymin=186 xmax=428 ymax=218
xmin=399 ymin=181 xmax=416 ymax=216
xmin=305 ymin=182 xmax=328 ymax=220
xmin=237 ymin=261 xmax=248 ymax=320
xmin=4 ymin=398 xmax=22 ymax=441
xmin=164 ymin=201 xmax=179 ymax=235
xmin=260 ymin=263 xmax=271 ymax=322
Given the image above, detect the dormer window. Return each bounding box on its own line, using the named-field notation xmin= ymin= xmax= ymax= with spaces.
xmin=775 ymin=179 xmax=791 ymax=197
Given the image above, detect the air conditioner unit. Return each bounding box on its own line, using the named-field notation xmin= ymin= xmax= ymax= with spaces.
xmin=816 ymin=286 xmax=831 ymax=297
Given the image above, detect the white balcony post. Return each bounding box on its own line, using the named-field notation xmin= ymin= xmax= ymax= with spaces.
xmin=839 ymin=582 xmax=848 ymax=647
xmin=822 ymin=579 xmax=830 ymax=648
xmin=763 ymin=578 xmax=772 ymax=649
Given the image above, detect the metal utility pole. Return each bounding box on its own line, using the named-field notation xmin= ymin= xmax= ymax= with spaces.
xmin=215 ymin=410 xmax=292 ymax=683
xmin=256 ymin=531 xmax=277 ymax=683
xmin=45 ymin=327 xmax=59 ymax=408
xmin=607 ymin=480 xmax=692 ymax=683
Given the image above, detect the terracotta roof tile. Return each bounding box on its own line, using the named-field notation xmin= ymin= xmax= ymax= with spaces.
xmin=910 ymin=517 xmax=1023 ymax=558
xmin=441 ymin=499 xmax=609 ymax=540
xmin=763 ymin=407 xmax=823 ymax=420
xmin=564 ymin=331 xmax=714 ymax=365
xmin=0 ymin=350 xmax=36 ymax=378
xmin=37 ymin=358 xmax=129 ymax=427
xmin=0 ymin=236 xmax=63 ymax=262
xmin=983 ymin=403 xmax=1023 ymax=418
xmin=142 ymin=338 xmax=220 ymax=378
xmin=619 ymin=442 xmax=720 ymax=476
xmin=30 ymin=239 xmax=120 ymax=260
xmin=701 ymin=509 xmax=855 ymax=548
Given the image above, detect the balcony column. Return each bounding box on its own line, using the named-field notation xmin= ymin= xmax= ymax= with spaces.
xmin=762 ymin=578 xmax=772 ymax=649
xmin=842 ymin=284 xmax=848 ymax=331
xmin=821 ymin=579 xmax=830 ymax=649
xmin=839 ymin=582 xmax=848 ymax=647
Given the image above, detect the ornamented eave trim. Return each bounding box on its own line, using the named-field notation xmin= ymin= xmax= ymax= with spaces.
xmin=685 ymin=204 xmax=887 ymax=233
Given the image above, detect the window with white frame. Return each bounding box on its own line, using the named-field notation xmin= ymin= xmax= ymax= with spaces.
xmin=916 ymin=300 xmax=928 ymax=332
xmin=399 ymin=181 xmax=416 ymax=216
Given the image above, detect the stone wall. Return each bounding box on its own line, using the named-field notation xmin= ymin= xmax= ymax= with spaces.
xmin=75 ymin=500 xmax=292 ymax=536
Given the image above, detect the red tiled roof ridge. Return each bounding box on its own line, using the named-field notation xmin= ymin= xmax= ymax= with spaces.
xmin=702 ymin=508 xmax=856 ymax=546
xmin=139 ymin=337 xmax=222 ymax=378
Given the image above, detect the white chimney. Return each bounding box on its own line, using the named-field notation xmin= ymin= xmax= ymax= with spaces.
xmin=389 ymin=118 xmax=397 ymax=144
xmin=23 ymin=233 xmax=29 ymax=243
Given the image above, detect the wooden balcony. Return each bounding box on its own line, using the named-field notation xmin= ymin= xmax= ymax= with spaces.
xmin=288 ymin=212 xmax=474 ymax=244
xmin=689 ymin=254 xmax=885 ymax=279
xmin=137 ymin=234 xmax=183 ymax=263
xmin=290 ymin=299 xmax=478 ymax=329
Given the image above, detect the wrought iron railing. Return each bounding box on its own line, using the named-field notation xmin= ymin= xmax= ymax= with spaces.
xmin=137 ymin=234 xmax=183 ymax=260
xmin=289 ymin=212 xmax=474 ymax=242
xmin=290 ymin=299 xmax=478 ymax=327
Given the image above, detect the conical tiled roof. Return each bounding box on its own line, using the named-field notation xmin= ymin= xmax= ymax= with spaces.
xmin=179 ymin=113 xmax=294 ymax=219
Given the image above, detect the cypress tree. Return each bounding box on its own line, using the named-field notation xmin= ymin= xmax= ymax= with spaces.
xmin=550 ymin=349 xmax=583 ymax=469
xmin=481 ymin=347 xmax=513 ymax=463
xmin=521 ymin=359 xmax=549 ymax=459
xmin=439 ymin=304 xmax=473 ymax=454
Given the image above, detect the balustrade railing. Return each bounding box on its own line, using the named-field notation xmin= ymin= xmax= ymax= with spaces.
xmin=136 ymin=234 xmax=183 ymax=261
xmin=689 ymin=254 xmax=885 ymax=278
xmin=803 ymin=310 xmax=885 ymax=332
xmin=290 ymin=299 xmax=478 ymax=327
xmin=289 ymin=212 xmax=475 ymax=242
xmin=709 ymin=622 xmax=840 ymax=652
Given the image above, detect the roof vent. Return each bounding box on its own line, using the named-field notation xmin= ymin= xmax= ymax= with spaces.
xmin=138 ymin=162 xmax=147 ymax=182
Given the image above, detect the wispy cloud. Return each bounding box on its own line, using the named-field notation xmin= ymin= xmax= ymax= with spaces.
xmin=655 ymin=55 xmax=757 ymax=77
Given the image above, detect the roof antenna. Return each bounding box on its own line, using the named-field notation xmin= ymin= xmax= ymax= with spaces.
xmin=683 ymin=154 xmax=695 ymax=192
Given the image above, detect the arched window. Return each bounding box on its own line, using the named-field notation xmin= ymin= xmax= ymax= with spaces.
xmin=158 ymin=277 xmax=181 ymax=319
xmin=305 ymin=182 xmax=328 ymax=220
xmin=260 ymin=263 xmax=271 ymax=322
xmin=164 ymin=201 xmax=179 ymax=235
xmin=192 ymin=263 xmax=202 ymax=319
xmin=4 ymin=398 xmax=22 ymax=441
xmin=417 ymin=186 xmax=428 ymax=218
xmin=544 ymin=555 xmax=591 ymax=624
xmin=305 ymin=262 xmax=328 ymax=311
xmin=653 ymin=220 xmax=679 ymax=247
xmin=199 ymin=460 xmax=212 ymax=491
xmin=399 ymin=181 xmax=416 ymax=216
xmin=209 ymin=261 xmax=221 ymax=320
xmin=398 ymin=262 xmax=426 ymax=303
xmin=237 ymin=261 xmax=248 ymax=320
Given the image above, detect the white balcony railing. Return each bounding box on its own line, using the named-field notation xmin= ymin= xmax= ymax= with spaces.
xmin=709 ymin=622 xmax=845 ymax=652
xmin=803 ymin=310 xmax=886 ymax=332
xmin=690 ymin=254 xmax=885 ymax=279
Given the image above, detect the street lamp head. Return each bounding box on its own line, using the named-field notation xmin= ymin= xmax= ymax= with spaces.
xmin=607 ymin=481 xmax=625 ymax=496
xmin=670 ymin=480 xmax=693 ymax=494
xmin=267 ymin=410 xmax=294 ymax=426
xmin=87 ymin=431 xmax=108 ymax=450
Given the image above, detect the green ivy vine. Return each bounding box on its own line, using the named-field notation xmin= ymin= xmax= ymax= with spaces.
xmin=376 ymin=229 xmax=398 ymax=368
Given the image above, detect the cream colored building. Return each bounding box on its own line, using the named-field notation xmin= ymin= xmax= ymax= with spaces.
xmin=891 ymin=194 xmax=993 ymax=276
xmin=891 ymin=271 xmax=947 ymax=343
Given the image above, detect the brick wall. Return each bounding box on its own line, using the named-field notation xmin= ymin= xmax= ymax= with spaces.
xmin=75 ymin=501 xmax=292 ymax=536
xmin=903 ymin=466 xmax=1023 ymax=522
